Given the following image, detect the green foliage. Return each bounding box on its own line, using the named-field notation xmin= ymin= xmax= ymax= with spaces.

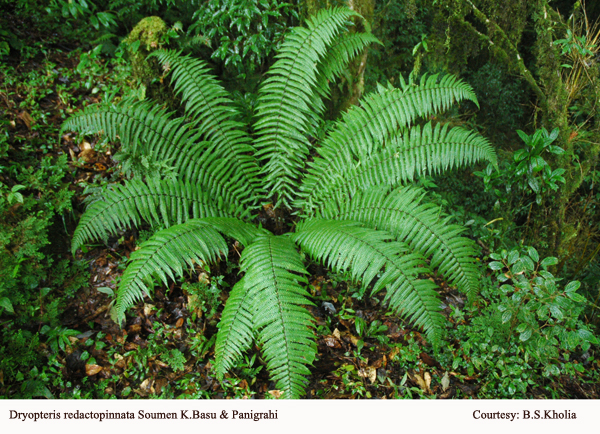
xmin=64 ymin=7 xmax=496 ymax=397
xmin=476 ymin=128 xmax=566 ymax=209
xmin=0 ymin=27 xmax=22 ymax=59
xmin=161 ymin=348 xmax=186 ymax=372
xmin=46 ymin=0 xmax=117 ymax=29
xmin=0 ymin=328 xmax=41 ymax=389
xmin=366 ymin=0 xmax=431 ymax=88
xmin=188 ymin=0 xmax=298 ymax=78
xmin=554 ymin=28 xmax=596 ymax=57
xmin=446 ymin=246 xmax=598 ymax=397
xmin=40 ymin=325 xmax=80 ymax=354
xmin=0 ymin=35 xmax=111 ymax=397
xmin=0 ymin=153 xmax=78 ymax=322
xmin=488 ymin=247 xmax=597 ymax=352
xmin=182 ymin=275 xmax=225 ymax=320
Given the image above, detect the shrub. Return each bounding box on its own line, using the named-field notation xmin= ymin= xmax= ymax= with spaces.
xmin=447 ymin=246 xmax=598 ymax=397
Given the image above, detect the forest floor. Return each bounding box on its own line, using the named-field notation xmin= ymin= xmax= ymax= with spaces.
xmin=2 ymin=13 xmax=600 ymax=400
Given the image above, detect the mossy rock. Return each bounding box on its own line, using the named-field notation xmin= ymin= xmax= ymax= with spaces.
xmin=126 ymin=16 xmax=168 ymax=51
xmin=124 ymin=16 xmax=170 ymax=100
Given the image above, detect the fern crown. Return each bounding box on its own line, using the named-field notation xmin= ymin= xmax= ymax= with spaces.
xmin=63 ymin=7 xmax=496 ymax=398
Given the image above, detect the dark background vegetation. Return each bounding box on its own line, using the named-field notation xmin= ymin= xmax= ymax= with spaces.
xmin=1 ymin=0 xmax=599 ymax=398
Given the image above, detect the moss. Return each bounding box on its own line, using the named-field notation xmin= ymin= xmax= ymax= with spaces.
xmin=126 ymin=16 xmax=168 ymax=50
xmin=123 ymin=16 xmax=169 ymax=97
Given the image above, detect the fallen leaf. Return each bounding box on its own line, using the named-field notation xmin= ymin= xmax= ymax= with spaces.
xmin=154 ymin=379 xmax=168 ymax=394
xmin=143 ymin=303 xmax=156 ymax=317
xmin=17 ymin=110 xmax=33 ymax=129
xmin=358 ymin=366 xmax=377 ymax=384
xmin=79 ymin=141 xmax=97 ymax=163
xmin=440 ymin=387 xmax=455 ymax=399
xmin=139 ymin=378 xmax=154 ymax=394
xmin=124 ymin=342 xmax=139 ymax=351
xmin=411 ymin=371 xmax=431 ymax=394
xmin=420 ymin=352 xmax=441 ymax=368
xmin=458 ymin=384 xmax=478 ymax=396
xmin=568 ymin=130 xmax=578 ymax=142
xmin=323 ymin=335 xmax=342 ymax=348
xmin=85 ymin=364 xmax=103 ymax=376
xmin=441 ymin=371 xmax=450 ymax=391
xmin=175 ymin=317 xmax=184 ymax=328
xmin=198 ymin=272 xmax=210 ymax=285
xmin=154 ymin=360 xmax=169 ymax=369
xmin=128 ymin=324 xmax=142 ymax=334
xmin=268 ymin=390 xmax=283 ymax=399
xmin=424 ymin=371 xmax=432 ymax=391
xmin=332 ymin=328 xmax=341 ymax=339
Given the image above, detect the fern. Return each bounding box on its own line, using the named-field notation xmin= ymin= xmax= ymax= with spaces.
xmin=296 ymin=74 xmax=485 ymax=211
xmin=64 ymin=7 xmax=497 ymax=398
xmin=294 ymin=219 xmax=444 ymax=343
xmin=239 ymin=235 xmax=316 ymax=398
xmin=71 ymin=178 xmax=244 ymax=253
xmin=115 ymin=220 xmax=228 ymax=322
xmin=318 ymin=186 xmax=480 ymax=298
xmin=253 ymin=7 xmax=360 ymax=207
xmin=149 ymin=50 xmax=263 ymax=201
xmin=301 ymin=122 xmax=497 ymax=212
xmin=214 ymin=276 xmax=255 ymax=378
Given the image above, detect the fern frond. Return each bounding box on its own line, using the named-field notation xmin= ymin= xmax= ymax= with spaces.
xmin=241 ymin=235 xmax=316 ymax=398
xmin=297 ymin=75 xmax=480 ymax=208
xmin=319 ymin=186 xmax=480 ymax=297
xmin=315 ymin=32 xmax=381 ymax=101
xmin=61 ymin=98 xmax=200 ymax=164
xmin=253 ymin=7 xmax=359 ymax=207
xmin=151 ymin=50 xmax=262 ymax=204
xmin=198 ymin=217 xmax=267 ymax=247
xmin=115 ymin=220 xmax=228 ymax=323
xmin=306 ymin=31 xmax=381 ymax=138
xmin=293 ymin=218 xmax=444 ymax=345
xmin=214 ymin=276 xmax=255 ymax=378
xmin=62 ymin=97 xmax=258 ymax=208
xmin=305 ymin=122 xmax=496 ymax=210
xmin=71 ymin=178 xmax=241 ymax=254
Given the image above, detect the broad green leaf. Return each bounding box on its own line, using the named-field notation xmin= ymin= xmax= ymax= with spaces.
xmin=507 ymin=250 xmax=519 ymax=265
xmin=519 ymin=328 xmax=533 ymax=342
xmin=489 ymin=261 xmax=504 ymax=270
xmin=0 ymin=297 xmax=14 ymax=313
xmin=540 ymin=256 xmax=558 ymax=268
xmin=527 ymin=246 xmax=539 ymax=263
xmin=564 ymin=280 xmax=581 ymax=293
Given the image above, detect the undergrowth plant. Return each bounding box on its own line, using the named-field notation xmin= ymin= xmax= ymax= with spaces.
xmin=446 ymin=246 xmax=598 ymax=397
xmin=62 ymin=7 xmax=497 ymax=398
